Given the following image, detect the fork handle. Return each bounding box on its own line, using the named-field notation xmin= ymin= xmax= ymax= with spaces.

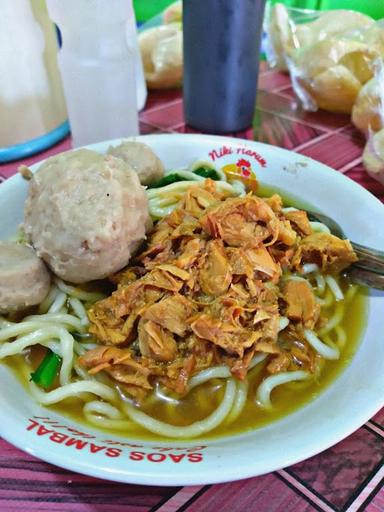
xmin=345 ymin=266 xmax=384 ymax=290
xmin=351 ymin=242 xmax=384 ymax=274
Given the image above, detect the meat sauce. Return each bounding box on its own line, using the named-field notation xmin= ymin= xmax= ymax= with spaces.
xmin=5 ymin=285 xmax=366 ymax=442
xmin=3 ymin=185 xmax=368 ymax=441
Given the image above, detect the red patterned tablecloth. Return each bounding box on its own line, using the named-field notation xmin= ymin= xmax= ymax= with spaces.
xmin=0 ymin=64 xmax=383 ymax=512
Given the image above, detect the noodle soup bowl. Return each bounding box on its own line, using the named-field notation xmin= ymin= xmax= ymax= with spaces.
xmin=0 ymin=134 xmax=383 ymax=485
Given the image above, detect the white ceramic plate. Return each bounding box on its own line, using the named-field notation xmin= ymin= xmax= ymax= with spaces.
xmin=0 ymin=134 xmax=383 ymax=486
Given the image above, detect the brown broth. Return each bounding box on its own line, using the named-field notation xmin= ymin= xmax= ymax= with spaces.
xmin=2 ymin=187 xmax=369 ymax=441
xmin=122 ymin=279 xmax=367 ymax=439
xmin=4 ymin=276 xmax=367 ymax=441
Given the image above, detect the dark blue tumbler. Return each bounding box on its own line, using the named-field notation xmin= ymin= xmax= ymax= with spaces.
xmin=183 ymin=0 xmax=266 ymax=133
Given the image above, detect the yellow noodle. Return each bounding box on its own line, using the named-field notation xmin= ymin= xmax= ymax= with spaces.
xmin=225 ymin=380 xmax=248 ymax=425
xmin=256 ymin=371 xmax=310 ymax=408
xmin=319 ymin=302 xmax=345 ymax=336
xmin=123 ymin=379 xmax=237 ymax=438
xmin=55 ymin=278 xmax=104 ymax=302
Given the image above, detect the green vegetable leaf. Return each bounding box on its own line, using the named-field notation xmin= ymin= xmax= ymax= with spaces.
xmin=193 ymin=167 xmax=220 ymax=180
xmin=30 ymin=349 xmax=62 ymax=389
xmin=148 ymin=173 xmax=187 ymax=189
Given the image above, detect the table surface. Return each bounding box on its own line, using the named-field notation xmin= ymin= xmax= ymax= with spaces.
xmin=0 ymin=63 xmax=383 ymax=512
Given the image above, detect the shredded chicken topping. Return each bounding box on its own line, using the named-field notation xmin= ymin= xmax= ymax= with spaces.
xmin=79 ymin=181 xmax=357 ymax=399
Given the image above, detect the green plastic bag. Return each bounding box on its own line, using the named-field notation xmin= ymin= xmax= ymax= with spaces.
xmin=134 ymin=0 xmax=176 ymax=23
xmin=268 ymin=0 xmax=384 ymax=20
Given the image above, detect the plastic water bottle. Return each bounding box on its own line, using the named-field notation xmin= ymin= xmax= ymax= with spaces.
xmin=183 ymin=0 xmax=266 ymax=133
xmin=46 ymin=0 xmax=140 ymax=147
xmin=126 ymin=8 xmax=147 ymax=111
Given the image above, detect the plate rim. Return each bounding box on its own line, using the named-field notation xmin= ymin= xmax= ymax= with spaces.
xmin=0 ymin=133 xmax=383 ymax=485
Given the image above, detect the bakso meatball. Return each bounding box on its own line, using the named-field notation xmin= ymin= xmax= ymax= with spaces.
xmin=0 ymin=241 xmax=50 ymax=313
xmin=107 ymin=141 xmax=164 ymax=186
xmin=24 ymin=149 xmax=150 ymax=284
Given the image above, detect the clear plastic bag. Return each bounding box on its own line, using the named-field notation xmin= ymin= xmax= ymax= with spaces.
xmin=138 ymin=1 xmax=183 ymax=90
xmin=288 ymin=37 xmax=378 ymax=113
xmin=265 ymin=3 xmax=383 ymax=114
xmin=265 ymin=3 xmax=374 ymax=72
xmin=265 ymin=4 xmax=384 ymax=185
xmin=352 ymin=61 xmax=384 ymax=135
xmin=363 ymin=128 xmax=384 ymax=185
xmin=358 ymin=61 xmax=384 ymax=185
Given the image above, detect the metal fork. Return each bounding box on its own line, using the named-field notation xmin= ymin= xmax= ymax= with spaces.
xmin=306 ymin=211 xmax=384 ymax=290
